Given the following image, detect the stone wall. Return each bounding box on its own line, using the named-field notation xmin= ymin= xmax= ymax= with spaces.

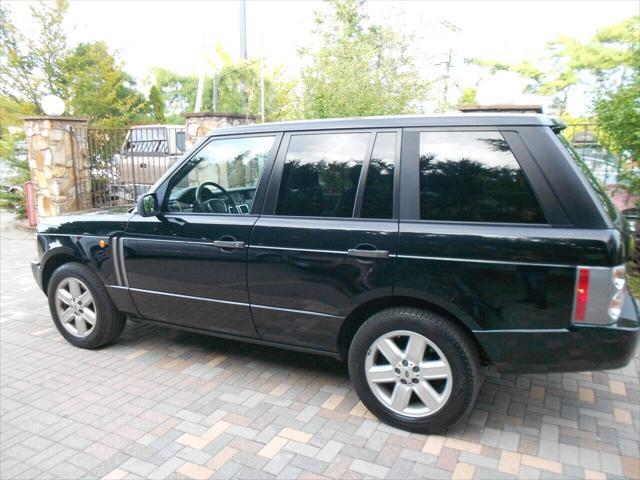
xmin=183 ymin=112 xmax=257 ymax=149
xmin=23 ymin=116 xmax=91 ymax=217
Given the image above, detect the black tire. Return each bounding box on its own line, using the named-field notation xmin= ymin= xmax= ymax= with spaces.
xmin=47 ymin=262 xmax=126 ymax=349
xmin=348 ymin=307 xmax=480 ymax=433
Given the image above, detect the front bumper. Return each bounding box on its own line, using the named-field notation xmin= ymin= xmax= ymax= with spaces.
xmin=476 ymin=291 xmax=639 ymax=374
xmin=31 ymin=260 xmax=43 ymax=291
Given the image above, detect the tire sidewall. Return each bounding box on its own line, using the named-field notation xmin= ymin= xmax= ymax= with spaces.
xmin=47 ymin=263 xmax=112 ymax=349
xmin=348 ymin=310 xmax=477 ymax=433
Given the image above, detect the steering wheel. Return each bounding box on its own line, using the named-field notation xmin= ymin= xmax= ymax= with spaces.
xmin=195 ymin=182 xmax=238 ymax=213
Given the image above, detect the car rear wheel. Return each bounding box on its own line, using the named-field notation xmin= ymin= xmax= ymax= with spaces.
xmin=47 ymin=262 xmax=126 ymax=349
xmin=348 ymin=307 xmax=480 ymax=433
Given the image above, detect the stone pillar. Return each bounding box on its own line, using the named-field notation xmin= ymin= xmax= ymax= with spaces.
xmin=183 ymin=112 xmax=257 ymax=149
xmin=23 ymin=116 xmax=91 ymax=217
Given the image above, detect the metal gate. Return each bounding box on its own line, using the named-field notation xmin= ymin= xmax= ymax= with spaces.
xmin=85 ymin=126 xmax=185 ymax=208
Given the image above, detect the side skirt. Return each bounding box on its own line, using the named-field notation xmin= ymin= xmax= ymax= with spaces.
xmin=127 ymin=316 xmax=343 ymax=360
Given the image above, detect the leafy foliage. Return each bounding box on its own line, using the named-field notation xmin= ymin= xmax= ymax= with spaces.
xmin=472 ymin=16 xmax=639 ymax=118
xmin=64 ymin=42 xmax=149 ymax=127
xmin=0 ymin=0 xmax=69 ymax=110
xmin=1 ymin=2 xmax=148 ymax=127
xmin=147 ymin=86 xmax=166 ymax=123
xmin=299 ymin=0 xmax=425 ymax=118
xmin=458 ymin=87 xmax=478 ymax=106
xmin=152 ymin=47 xmax=297 ymax=122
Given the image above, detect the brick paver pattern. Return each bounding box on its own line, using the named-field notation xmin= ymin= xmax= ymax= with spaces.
xmin=1 ymin=222 xmax=639 ymax=479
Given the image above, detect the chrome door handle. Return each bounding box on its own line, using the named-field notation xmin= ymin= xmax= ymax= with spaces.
xmin=348 ymin=249 xmax=389 ymax=259
xmin=213 ymin=240 xmax=246 ymax=249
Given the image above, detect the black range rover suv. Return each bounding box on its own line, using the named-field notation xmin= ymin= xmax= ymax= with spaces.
xmin=32 ymin=114 xmax=639 ymax=432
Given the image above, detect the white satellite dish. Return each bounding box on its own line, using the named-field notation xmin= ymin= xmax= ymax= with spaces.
xmin=41 ymin=95 xmax=65 ymax=116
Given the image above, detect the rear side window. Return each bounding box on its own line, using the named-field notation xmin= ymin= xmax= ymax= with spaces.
xmin=419 ymin=131 xmax=546 ymax=223
xmin=276 ymin=132 xmax=369 ymax=217
xmin=361 ymin=132 xmax=396 ymax=219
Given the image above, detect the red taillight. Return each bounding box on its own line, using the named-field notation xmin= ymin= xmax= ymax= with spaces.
xmin=574 ymin=268 xmax=590 ymax=321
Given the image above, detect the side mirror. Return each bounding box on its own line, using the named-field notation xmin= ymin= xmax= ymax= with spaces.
xmin=137 ymin=192 xmax=160 ymax=217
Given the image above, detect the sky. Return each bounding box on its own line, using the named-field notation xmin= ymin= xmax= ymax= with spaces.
xmin=6 ymin=0 xmax=639 ymax=116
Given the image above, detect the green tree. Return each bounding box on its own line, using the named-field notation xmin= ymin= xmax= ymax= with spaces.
xmin=0 ymin=0 xmax=69 ymax=111
xmin=299 ymin=0 xmax=426 ymax=118
xmin=212 ymin=47 xmax=297 ymax=121
xmin=64 ymin=42 xmax=148 ymax=127
xmin=152 ymin=46 xmax=297 ymax=122
xmin=148 ymin=85 xmax=166 ymax=123
xmin=458 ymin=87 xmax=477 ymax=106
xmin=1 ymin=3 xmax=149 ymax=127
xmin=473 ymin=16 xmax=638 ymax=118
xmin=151 ymin=68 xmax=198 ymax=122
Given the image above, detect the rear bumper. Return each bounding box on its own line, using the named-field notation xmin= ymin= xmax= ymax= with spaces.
xmin=476 ymin=292 xmax=639 ymax=374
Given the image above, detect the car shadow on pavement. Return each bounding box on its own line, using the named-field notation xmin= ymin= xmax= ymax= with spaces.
xmin=121 ymin=319 xmax=350 ymax=380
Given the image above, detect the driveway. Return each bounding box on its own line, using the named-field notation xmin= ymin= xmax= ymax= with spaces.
xmin=1 ymin=215 xmax=638 ymax=479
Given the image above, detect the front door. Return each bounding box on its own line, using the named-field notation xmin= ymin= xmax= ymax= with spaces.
xmin=122 ymin=133 xmax=281 ymax=336
xmin=247 ymin=130 xmax=400 ymax=352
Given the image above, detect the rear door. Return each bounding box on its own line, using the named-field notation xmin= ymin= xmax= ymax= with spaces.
xmin=396 ymin=128 xmax=576 ymax=333
xmin=247 ymin=129 xmax=400 ymax=352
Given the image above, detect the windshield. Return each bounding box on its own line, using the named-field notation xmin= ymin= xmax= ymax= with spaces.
xmin=556 ymin=132 xmax=619 ymax=223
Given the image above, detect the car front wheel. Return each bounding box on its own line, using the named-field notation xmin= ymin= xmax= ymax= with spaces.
xmin=47 ymin=262 xmax=126 ymax=349
xmin=348 ymin=307 xmax=480 ymax=433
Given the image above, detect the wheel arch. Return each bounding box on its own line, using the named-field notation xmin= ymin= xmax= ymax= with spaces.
xmin=41 ymin=248 xmax=84 ymax=293
xmin=338 ymin=295 xmax=489 ymax=364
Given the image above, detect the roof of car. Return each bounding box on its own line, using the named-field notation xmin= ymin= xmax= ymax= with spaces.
xmin=208 ymin=113 xmax=558 ymax=136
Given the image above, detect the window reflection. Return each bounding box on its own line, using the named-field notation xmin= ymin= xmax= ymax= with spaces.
xmin=361 ymin=132 xmax=396 ymax=219
xmin=167 ymin=136 xmax=274 ymax=214
xmin=419 ymin=131 xmax=546 ymax=223
xmin=276 ymin=133 xmax=369 ymax=217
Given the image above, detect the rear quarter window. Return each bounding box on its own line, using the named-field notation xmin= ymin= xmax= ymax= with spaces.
xmin=555 ymin=133 xmax=619 ymax=223
xmin=418 ymin=131 xmax=547 ymax=224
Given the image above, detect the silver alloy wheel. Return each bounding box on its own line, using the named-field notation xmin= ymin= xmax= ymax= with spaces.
xmin=54 ymin=277 xmax=97 ymax=338
xmin=364 ymin=330 xmax=453 ymax=418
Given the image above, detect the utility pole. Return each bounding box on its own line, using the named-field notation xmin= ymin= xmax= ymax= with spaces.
xmin=259 ymin=34 xmax=265 ymax=123
xmin=239 ymin=0 xmax=247 ymax=60
xmin=440 ymin=49 xmax=453 ymax=113
xmin=194 ymin=36 xmax=206 ymax=113
xmin=239 ymin=0 xmax=248 ymax=115
xmin=212 ymin=72 xmax=218 ymax=112
xmin=260 ymin=57 xmax=265 ymax=123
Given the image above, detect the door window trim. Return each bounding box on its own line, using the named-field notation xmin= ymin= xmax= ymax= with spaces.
xmin=262 ymin=129 xmax=400 ymax=220
xmin=399 ymin=127 xmax=565 ymax=226
xmin=157 ymin=132 xmax=283 ymax=217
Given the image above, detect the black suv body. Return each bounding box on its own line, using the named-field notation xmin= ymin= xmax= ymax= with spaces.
xmin=32 ymin=114 xmax=639 ymax=432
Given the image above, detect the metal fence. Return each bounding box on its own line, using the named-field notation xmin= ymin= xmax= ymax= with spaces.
xmin=564 ymin=123 xmax=621 ymax=186
xmin=86 ymin=126 xmax=185 ymax=208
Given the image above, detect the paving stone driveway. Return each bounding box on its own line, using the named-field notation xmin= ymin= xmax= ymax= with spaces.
xmin=1 ymin=220 xmax=639 ymax=480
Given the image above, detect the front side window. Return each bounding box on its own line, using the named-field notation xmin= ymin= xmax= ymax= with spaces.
xmin=167 ymin=136 xmax=274 ymax=214
xmin=276 ymin=132 xmax=370 ymax=217
xmin=419 ymin=131 xmax=546 ymax=223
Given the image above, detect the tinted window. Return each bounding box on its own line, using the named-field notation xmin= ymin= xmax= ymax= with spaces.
xmin=361 ymin=132 xmax=396 ymax=219
xmin=276 ymin=133 xmax=370 ymax=217
xmin=419 ymin=131 xmax=546 ymax=223
xmin=556 ymin=132 xmax=618 ymax=222
xmin=167 ymin=136 xmax=274 ymax=214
